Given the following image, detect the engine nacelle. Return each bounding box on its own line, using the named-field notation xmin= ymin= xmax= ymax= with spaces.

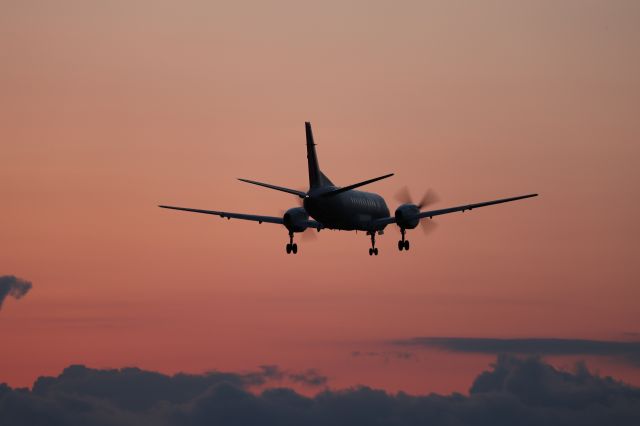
xmin=394 ymin=204 xmax=420 ymax=229
xmin=283 ymin=207 xmax=309 ymax=233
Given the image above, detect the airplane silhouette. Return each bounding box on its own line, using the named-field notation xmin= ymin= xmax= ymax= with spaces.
xmin=160 ymin=122 xmax=537 ymax=255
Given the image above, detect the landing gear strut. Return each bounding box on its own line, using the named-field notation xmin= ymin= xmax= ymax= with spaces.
xmin=367 ymin=231 xmax=379 ymax=256
xmin=398 ymin=228 xmax=410 ymax=251
xmin=285 ymin=230 xmax=298 ymax=254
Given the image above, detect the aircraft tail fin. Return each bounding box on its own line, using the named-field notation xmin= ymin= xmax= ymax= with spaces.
xmin=320 ymin=171 xmax=334 ymax=186
xmin=305 ymin=122 xmax=333 ymax=189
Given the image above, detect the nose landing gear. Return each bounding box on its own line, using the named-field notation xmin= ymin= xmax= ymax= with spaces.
xmin=285 ymin=230 xmax=298 ymax=254
xmin=398 ymin=228 xmax=410 ymax=251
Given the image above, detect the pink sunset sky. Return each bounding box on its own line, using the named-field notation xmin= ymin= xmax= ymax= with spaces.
xmin=1 ymin=0 xmax=639 ymax=394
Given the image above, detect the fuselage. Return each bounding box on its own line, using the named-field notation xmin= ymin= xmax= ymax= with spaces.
xmin=303 ymin=187 xmax=390 ymax=231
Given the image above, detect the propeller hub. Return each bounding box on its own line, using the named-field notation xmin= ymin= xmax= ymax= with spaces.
xmin=394 ymin=204 xmax=420 ymax=229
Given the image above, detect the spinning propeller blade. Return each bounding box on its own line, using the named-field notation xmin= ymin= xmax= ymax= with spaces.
xmin=395 ymin=186 xmax=440 ymax=209
xmin=395 ymin=186 xmax=441 ymax=237
xmin=420 ymin=217 xmax=438 ymax=236
xmin=418 ymin=188 xmax=440 ymax=209
xmin=301 ymin=228 xmax=318 ymax=241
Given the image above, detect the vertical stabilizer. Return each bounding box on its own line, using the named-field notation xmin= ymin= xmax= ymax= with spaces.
xmin=305 ymin=122 xmax=322 ymax=189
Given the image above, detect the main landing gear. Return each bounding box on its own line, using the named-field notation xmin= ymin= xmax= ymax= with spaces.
xmin=367 ymin=231 xmax=379 ymax=256
xmin=398 ymin=228 xmax=410 ymax=251
xmin=285 ymin=230 xmax=298 ymax=255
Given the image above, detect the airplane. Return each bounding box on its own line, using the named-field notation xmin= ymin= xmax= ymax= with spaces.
xmin=159 ymin=122 xmax=537 ymax=256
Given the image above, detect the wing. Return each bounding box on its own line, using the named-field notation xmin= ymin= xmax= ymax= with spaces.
xmin=159 ymin=205 xmax=284 ymax=225
xmin=302 ymin=220 xmax=324 ymax=230
xmin=373 ymin=193 xmax=538 ymax=227
xmin=417 ymin=193 xmax=538 ymax=219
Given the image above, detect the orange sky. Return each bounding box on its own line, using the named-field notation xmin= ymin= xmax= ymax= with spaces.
xmin=1 ymin=0 xmax=640 ymax=392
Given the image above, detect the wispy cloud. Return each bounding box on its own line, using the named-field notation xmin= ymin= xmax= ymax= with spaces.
xmin=287 ymin=369 xmax=328 ymax=387
xmin=396 ymin=337 xmax=640 ymax=366
xmin=0 ymin=275 xmax=32 ymax=310
xmin=240 ymin=365 xmax=328 ymax=388
xmin=351 ymin=350 xmax=416 ymax=362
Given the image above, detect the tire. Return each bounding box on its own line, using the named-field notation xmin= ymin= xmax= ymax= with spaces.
xmin=286 ymin=243 xmax=291 ymax=254
xmin=398 ymin=240 xmax=404 ymax=251
xmin=292 ymin=243 xmax=298 ymax=254
xmin=369 ymin=248 xmax=373 ymax=256
xmin=374 ymin=248 xmax=379 ymax=256
xmin=404 ymin=240 xmax=410 ymax=251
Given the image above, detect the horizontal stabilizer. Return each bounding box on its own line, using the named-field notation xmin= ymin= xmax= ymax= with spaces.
xmin=238 ymin=178 xmax=307 ymax=198
xmin=321 ymin=173 xmax=394 ymax=197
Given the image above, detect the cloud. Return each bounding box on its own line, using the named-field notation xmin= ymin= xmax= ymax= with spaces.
xmin=396 ymin=337 xmax=640 ymax=367
xmin=27 ymin=364 xmax=322 ymax=413
xmin=2 ymin=356 xmax=640 ymax=425
xmin=351 ymin=350 xmax=416 ymax=362
xmin=0 ymin=275 xmax=32 ymax=310
xmin=232 ymin=365 xmax=327 ymax=388
xmin=241 ymin=365 xmax=285 ymax=386
xmin=287 ymin=369 xmax=327 ymax=387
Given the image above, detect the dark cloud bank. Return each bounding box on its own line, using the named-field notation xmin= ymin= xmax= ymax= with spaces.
xmin=397 ymin=337 xmax=640 ymax=366
xmin=2 ymin=356 xmax=640 ymax=425
xmin=0 ymin=275 xmax=32 ymax=309
xmin=351 ymin=350 xmax=415 ymax=362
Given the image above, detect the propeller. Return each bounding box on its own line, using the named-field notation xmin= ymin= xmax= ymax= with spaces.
xmin=301 ymin=228 xmax=318 ymax=241
xmin=394 ymin=186 xmax=440 ymax=236
xmin=394 ymin=186 xmax=440 ymax=209
xmin=420 ymin=216 xmax=438 ymax=236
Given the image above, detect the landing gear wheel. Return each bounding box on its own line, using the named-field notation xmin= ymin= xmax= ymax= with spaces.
xmin=286 ymin=231 xmax=296 ymax=255
xmin=368 ymin=231 xmax=377 ymax=256
xmin=399 ymin=228 xmax=408 ymax=253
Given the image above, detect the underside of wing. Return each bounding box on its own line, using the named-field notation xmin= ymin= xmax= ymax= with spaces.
xmin=303 ymin=219 xmax=324 ymax=230
xmin=158 ymin=205 xmax=284 ymax=225
xmin=371 ymin=193 xmax=538 ymax=228
xmin=417 ymin=193 xmax=538 ymax=219
xmin=372 ymin=216 xmax=397 ymax=227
